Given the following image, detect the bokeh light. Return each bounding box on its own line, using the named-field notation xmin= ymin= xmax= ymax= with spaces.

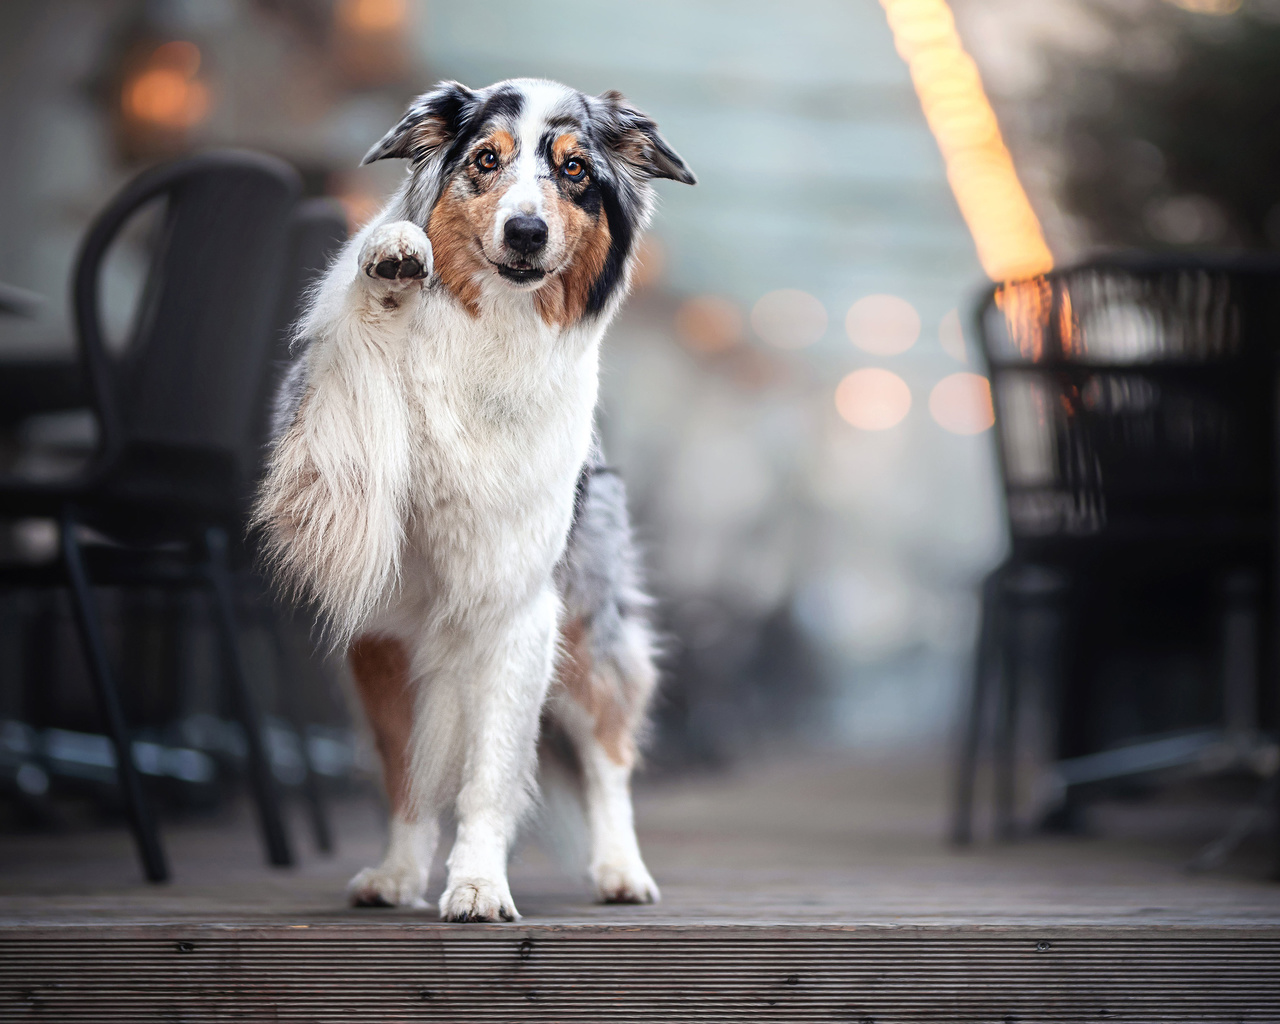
xmin=878 ymin=0 xmax=1053 ymax=281
xmin=929 ymin=372 xmax=994 ymax=434
xmin=938 ymin=308 xmax=967 ymax=362
xmin=845 ymin=294 xmax=921 ymax=355
xmin=336 ymin=0 xmax=408 ymax=33
xmin=675 ymin=295 xmax=745 ymax=355
xmin=1164 ymin=0 xmax=1240 ymax=12
xmin=122 ymin=41 xmax=209 ymax=131
xmin=750 ymin=289 xmax=828 ymax=349
xmin=835 ymin=369 xmax=912 ymax=430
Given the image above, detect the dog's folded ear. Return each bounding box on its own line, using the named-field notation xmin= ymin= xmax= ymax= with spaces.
xmin=362 ymin=81 xmax=478 ymax=166
xmin=594 ymin=90 xmax=697 ymax=186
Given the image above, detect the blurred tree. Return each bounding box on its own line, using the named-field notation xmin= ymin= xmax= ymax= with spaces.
xmin=1047 ymin=0 xmax=1280 ymax=251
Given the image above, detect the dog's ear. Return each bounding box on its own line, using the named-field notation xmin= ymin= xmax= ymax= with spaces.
xmin=362 ymin=81 xmax=478 ymax=166
xmin=594 ymin=90 xmax=697 ymax=185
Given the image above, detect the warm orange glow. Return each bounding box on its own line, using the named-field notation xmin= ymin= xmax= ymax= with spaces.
xmin=845 ymin=294 xmax=921 ymax=355
xmin=879 ymin=0 xmax=1053 ymax=281
xmin=993 ymin=276 xmax=1054 ymax=361
xmin=337 ymin=0 xmax=407 ymax=33
xmin=675 ymin=295 xmax=744 ymax=354
xmin=1165 ymin=0 xmax=1240 ymax=12
xmin=122 ymin=42 xmax=209 ymax=130
xmin=153 ymin=40 xmax=202 ymax=75
xmin=938 ymin=308 xmax=967 ymax=361
xmin=751 ymin=289 xmax=828 ymax=349
xmin=835 ymin=368 xmax=912 ymax=430
xmin=929 ymin=372 xmax=994 ymax=434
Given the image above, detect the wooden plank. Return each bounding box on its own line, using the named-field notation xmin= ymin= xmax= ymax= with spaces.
xmin=3 ymin=924 xmax=1279 ymax=1021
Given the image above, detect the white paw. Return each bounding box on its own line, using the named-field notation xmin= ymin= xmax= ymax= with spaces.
xmin=347 ymin=863 xmax=428 ymax=909
xmin=592 ymin=859 xmax=660 ymax=905
xmin=359 ymin=220 xmax=433 ymax=288
xmin=439 ymin=877 xmax=520 ymax=923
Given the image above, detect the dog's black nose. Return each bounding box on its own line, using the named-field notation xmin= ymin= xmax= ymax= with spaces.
xmin=504 ymin=215 xmax=548 ymax=255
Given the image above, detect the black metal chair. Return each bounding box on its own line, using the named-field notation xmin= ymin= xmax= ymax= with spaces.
xmin=953 ymin=255 xmax=1280 ymax=851
xmin=0 ymin=151 xmax=305 ymax=881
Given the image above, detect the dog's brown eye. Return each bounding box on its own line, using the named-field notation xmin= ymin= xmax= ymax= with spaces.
xmin=476 ymin=150 xmax=498 ymax=172
xmin=562 ymin=158 xmax=585 ymax=181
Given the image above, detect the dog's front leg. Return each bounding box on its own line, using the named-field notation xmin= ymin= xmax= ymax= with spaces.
xmin=439 ymin=591 xmax=560 ymax=923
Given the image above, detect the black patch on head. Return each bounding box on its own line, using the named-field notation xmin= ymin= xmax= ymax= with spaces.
xmin=572 ymin=182 xmax=603 ymax=217
xmin=585 ymin=179 xmax=635 ymax=316
xmin=439 ymin=86 xmax=525 ymax=174
xmin=569 ymin=89 xmax=695 ymax=316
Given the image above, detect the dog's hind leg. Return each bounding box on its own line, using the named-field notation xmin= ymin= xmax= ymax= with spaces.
xmin=345 ymin=633 xmax=438 ymax=908
xmin=550 ymin=614 xmax=660 ymax=904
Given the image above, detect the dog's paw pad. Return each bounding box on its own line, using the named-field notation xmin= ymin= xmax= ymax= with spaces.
xmin=439 ymin=878 xmax=519 ymax=923
xmin=347 ymin=865 xmax=428 ymax=909
xmin=373 ymin=256 xmax=427 ymax=281
xmin=360 ymin=221 xmax=433 ymax=288
xmin=593 ymin=861 xmax=660 ymax=905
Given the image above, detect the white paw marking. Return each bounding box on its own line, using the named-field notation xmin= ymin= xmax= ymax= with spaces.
xmin=593 ymin=859 xmax=660 ymax=905
xmin=347 ymin=864 xmax=428 ymax=909
xmin=359 ymin=220 xmax=433 ymax=289
xmin=439 ymin=877 xmax=520 ymax=923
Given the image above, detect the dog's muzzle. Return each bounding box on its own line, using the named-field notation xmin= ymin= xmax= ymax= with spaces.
xmin=493 ymin=215 xmax=549 ymax=284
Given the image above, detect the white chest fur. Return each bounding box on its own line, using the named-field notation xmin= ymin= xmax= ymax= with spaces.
xmin=392 ymin=286 xmax=603 ymax=615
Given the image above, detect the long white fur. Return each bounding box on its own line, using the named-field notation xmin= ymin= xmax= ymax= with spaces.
xmin=255 ymin=80 xmax=659 ymax=921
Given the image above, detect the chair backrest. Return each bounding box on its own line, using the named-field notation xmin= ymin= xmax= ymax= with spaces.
xmin=978 ymin=256 xmax=1280 ymax=555
xmin=74 ymin=151 xmax=302 ymax=522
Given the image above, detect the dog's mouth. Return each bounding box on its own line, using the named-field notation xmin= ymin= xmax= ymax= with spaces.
xmin=491 ymin=258 xmax=547 ymax=284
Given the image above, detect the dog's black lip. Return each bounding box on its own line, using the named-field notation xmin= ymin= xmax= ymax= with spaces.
xmin=489 ymin=258 xmax=546 ymax=283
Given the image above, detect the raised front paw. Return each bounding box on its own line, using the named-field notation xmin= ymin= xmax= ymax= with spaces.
xmin=439 ymin=877 xmax=519 ymax=923
xmin=592 ymin=858 xmax=660 ymax=905
xmin=359 ymin=220 xmax=433 ymax=287
xmin=347 ymin=863 xmax=428 ymax=909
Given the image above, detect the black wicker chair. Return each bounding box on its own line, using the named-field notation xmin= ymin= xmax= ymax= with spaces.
xmin=0 ymin=151 xmax=307 ymax=881
xmin=953 ymin=255 xmax=1280 ymax=854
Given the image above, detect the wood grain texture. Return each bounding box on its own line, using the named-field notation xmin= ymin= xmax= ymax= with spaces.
xmin=3 ymin=753 xmax=1279 ymax=1018
xmin=3 ymin=926 xmax=1279 ymax=1021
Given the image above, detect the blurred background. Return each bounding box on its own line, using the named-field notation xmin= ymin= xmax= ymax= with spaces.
xmin=2 ymin=0 xmax=1280 ymax=857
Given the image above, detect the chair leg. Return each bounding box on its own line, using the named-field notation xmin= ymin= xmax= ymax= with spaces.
xmin=952 ymin=567 xmax=1003 ymax=846
xmin=271 ymin=613 xmax=333 ymax=854
xmin=60 ymin=507 xmax=169 ymax=883
xmin=204 ymin=527 xmax=293 ymax=868
xmin=993 ymin=612 xmax=1019 ymax=842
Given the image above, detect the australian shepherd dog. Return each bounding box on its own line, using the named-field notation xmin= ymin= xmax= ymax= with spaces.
xmin=254 ymin=78 xmax=695 ymax=922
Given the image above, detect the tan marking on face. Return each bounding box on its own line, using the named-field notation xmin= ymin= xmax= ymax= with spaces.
xmin=551 ymin=133 xmax=579 ymax=166
xmin=556 ymin=618 xmax=634 ymax=766
xmin=426 ymin=184 xmax=492 ymax=317
xmin=427 ymin=129 xmax=529 ymax=317
xmin=489 ymin=130 xmax=515 ymax=160
xmin=533 ymin=180 xmax=612 ymax=328
xmin=348 ymin=634 xmax=417 ymax=815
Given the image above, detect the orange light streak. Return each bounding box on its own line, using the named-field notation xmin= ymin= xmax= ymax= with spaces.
xmin=879 ymin=0 xmax=1053 ymax=281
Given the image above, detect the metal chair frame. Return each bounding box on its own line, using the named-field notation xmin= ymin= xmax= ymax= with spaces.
xmin=0 ymin=152 xmax=311 ymax=881
xmin=953 ymin=254 xmax=1280 ymax=858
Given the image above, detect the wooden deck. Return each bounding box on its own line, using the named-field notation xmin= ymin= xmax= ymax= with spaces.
xmin=3 ymin=752 xmax=1279 ymax=1019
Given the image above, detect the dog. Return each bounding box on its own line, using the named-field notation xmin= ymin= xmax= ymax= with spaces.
xmin=253 ymin=78 xmax=695 ymax=922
